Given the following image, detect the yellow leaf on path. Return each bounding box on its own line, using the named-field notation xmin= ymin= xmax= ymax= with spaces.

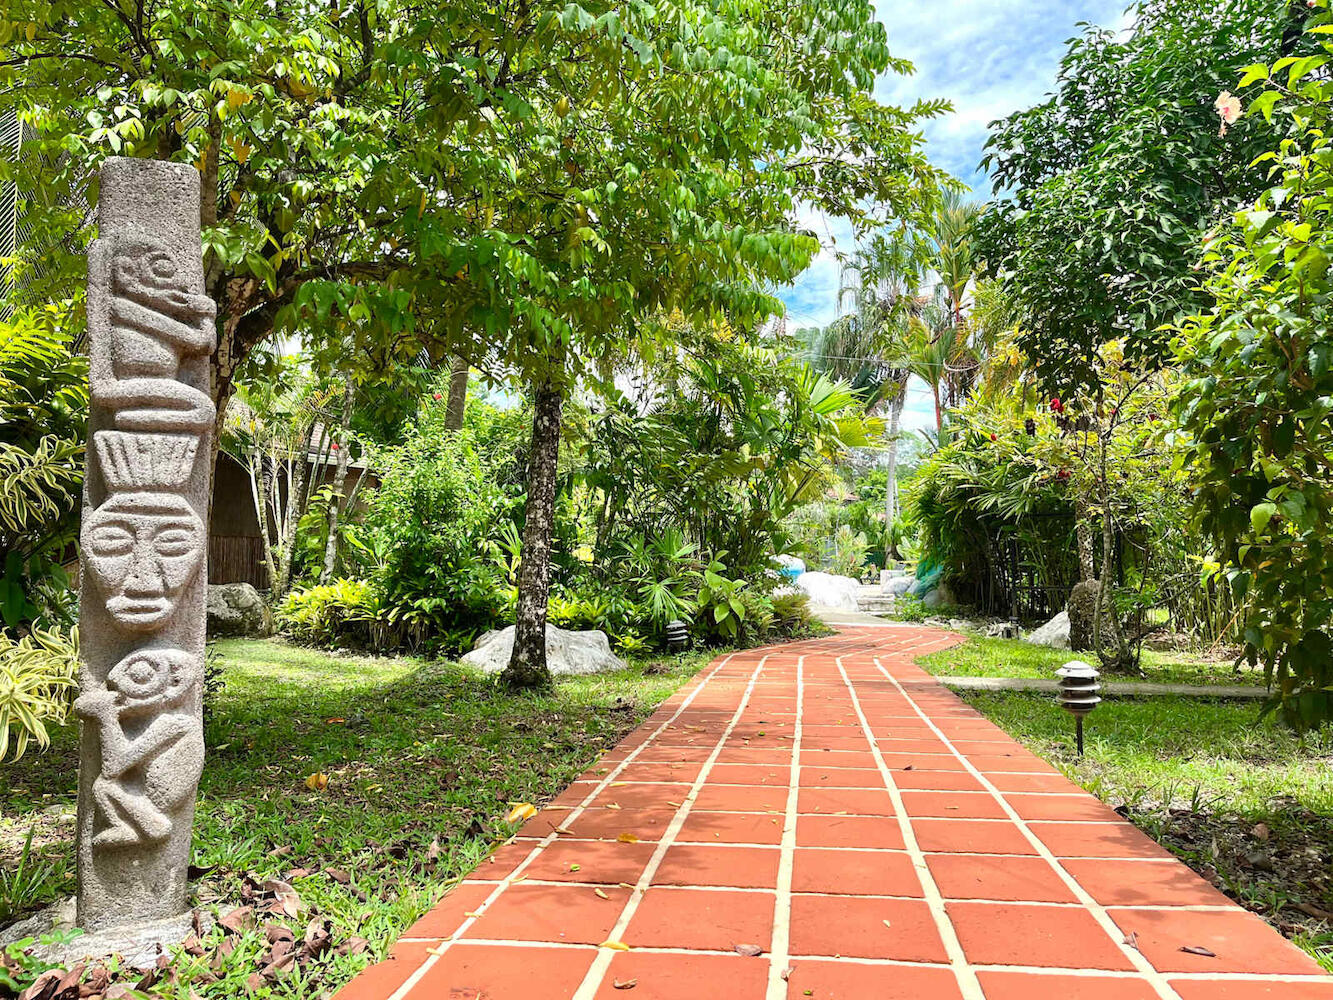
xmin=594 ymin=888 xmax=609 ymax=899
xmin=464 ymin=911 xmax=482 ymax=918
xmin=599 ymin=940 xmax=631 ymax=951
xmin=617 ymin=833 xmax=640 ymax=844
xmin=617 ymin=883 xmax=635 ymax=889
xmin=304 ymin=772 xmax=329 ymax=791
xmin=510 ymin=875 xmax=527 ymax=884
xmin=606 ymin=803 xmax=622 ymax=811
xmin=505 ymin=802 xmax=538 ymax=823
xmin=554 ymin=827 xmax=574 ymax=835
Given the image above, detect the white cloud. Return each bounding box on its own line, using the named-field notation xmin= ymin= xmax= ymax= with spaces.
xmin=780 ymin=0 xmax=1126 ymax=331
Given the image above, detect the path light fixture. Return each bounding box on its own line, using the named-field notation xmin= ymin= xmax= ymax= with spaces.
xmin=1056 ymin=659 xmax=1101 ymax=757
xmin=665 ymin=620 xmax=690 ymax=653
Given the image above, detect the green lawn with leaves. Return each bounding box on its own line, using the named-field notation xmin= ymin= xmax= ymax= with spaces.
xmin=1 ymin=638 xmax=716 ymax=997
xmin=959 ymin=689 xmax=1333 ymax=968
xmin=918 ymin=635 xmax=1266 ymax=687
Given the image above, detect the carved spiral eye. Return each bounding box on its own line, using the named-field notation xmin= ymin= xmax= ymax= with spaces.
xmin=90 ymin=525 xmax=134 ymax=556
xmin=109 ymin=654 xmax=169 ymax=698
xmin=153 ymin=528 xmax=195 ymax=557
xmin=146 ymin=250 xmax=177 ymax=285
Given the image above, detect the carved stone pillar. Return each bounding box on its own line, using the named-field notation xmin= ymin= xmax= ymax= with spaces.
xmin=75 ymin=158 xmax=214 ymax=938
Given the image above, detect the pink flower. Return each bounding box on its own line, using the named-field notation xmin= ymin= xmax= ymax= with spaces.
xmin=1215 ymin=91 xmax=1242 ymax=134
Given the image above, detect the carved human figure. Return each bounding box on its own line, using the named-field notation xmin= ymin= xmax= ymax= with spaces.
xmin=76 ymin=156 xmax=214 ymax=937
xmin=75 ymin=646 xmax=204 ymax=848
xmin=90 ymin=235 xmax=216 ymax=433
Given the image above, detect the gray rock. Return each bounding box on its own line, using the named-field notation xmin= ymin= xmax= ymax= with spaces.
xmin=461 ymin=625 xmax=627 ymax=675
xmin=206 ymin=582 xmax=270 ymax=637
xmin=922 ymin=581 xmax=956 ymax=609
xmin=985 ymin=622 xmax=1021 ymax=639
xmin=794 ymin=571 xmax=862 ymax=612
xmin=75 ymin=158 xmax=212 ymax=935
xmin=885 ymin=575 xmax=915 ymax=597
xmin=0 ymin=897 xmax=201 ymax=969
xmin=1026 ymin=611 xmax=1072 ymax=650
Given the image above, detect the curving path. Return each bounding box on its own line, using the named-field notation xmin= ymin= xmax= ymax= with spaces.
xmin=336 ymin=627 xmax=1333 ymax=1000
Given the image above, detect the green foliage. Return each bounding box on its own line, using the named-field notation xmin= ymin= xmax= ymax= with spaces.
xmin=828 ymin=524 xmax=871 ymax=580
xmin=276 ymin=579 xmax=383 ymax=650
xmin=1176 ymin=4 xmax=1333 ymax=728
xmin=366 ymin=412 xmax=517 ymax=649
xmin=0 ymin=308 xmax=86 ymax=628
xmin=0 ymin=625 xmax=78 ymax=761
xmin=976 ymin=0 xmax=1311 ymax=390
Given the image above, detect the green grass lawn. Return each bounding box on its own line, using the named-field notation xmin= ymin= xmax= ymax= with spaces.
xmin=959 ymin=689 xmax=1333 ymax=968
xmin=919 ymin=635 xmax=1266 ymax=687
xmin=1 ymin=638 xmax=717 ymax=998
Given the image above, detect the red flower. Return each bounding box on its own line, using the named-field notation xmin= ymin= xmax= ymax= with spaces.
xmin=1050 ymin=397 xmax=1064 ymax=413
xmin=331 ymin=442 xmax=339 ymax=451
xmin=433 ymin=393 xmax=443 ymax=400
xmin=990 ymin=433 xmax=997 ymax=441
xmin=1057 ymin=469 xmax=1070 ymax=481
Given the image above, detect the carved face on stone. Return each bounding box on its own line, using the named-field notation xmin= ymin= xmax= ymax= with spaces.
xmin=83 ymin=493 xmax=204 ymax=632
xmin=106 ymin=647 xmax=196 ymax=707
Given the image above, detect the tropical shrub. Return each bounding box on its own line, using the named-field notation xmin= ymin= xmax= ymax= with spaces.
xmin=276 ymin=579 xmax=383 ymax=649
xmin=1176 ymin=9 xmax=1333 ymax=727
xmin=0 ymin=625 xmax=78 ymax=761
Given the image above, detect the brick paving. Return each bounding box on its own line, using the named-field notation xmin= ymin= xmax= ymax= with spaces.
xmin=335 ymin=627 xmax=1333 ymax=1000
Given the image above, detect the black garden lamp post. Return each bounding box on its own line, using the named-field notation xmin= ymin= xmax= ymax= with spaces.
xmin=1056 ymin=659 xmax=1101 ymax=756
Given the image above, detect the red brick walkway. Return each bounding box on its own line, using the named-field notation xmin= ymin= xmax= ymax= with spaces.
xmin=337 ymin=627 xmax=1333 ymax=1000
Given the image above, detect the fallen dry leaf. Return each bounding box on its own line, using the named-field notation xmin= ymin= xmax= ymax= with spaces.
xmin=324 ymin=867 xmax=351 ymax=885
xmin=1179 ymin=945 xmax=1217 ymax=958
xmin=464 ymin=911 xmax=482 ymax=918
xmin=617 ymin=833 xmax=640 ymax=844
xmin=599 ymin=941 xmax=631 ymax=951
xmin=594 ymin=889 xmax=610 ymax=900
xmin=504 ymin=802 xmax=538 ymax=823
xmin=554 ymin=826 xmax=574 ymax=835
xmin=734 ymin=943 xmax=764 ymax=957
xmin=1251 ymin=822 xmax=1271 ymax=842
xmin=612 ymin=979 xmax=638 ymax=990
xmin=304 ymin=772 xmax=329 ymax=792
xmin=605 ymin=803 xmax=622 ymax=811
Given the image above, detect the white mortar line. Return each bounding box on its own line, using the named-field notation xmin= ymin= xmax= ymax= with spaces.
xmin=872 ymin=655 xmax=1186 ymax=1000
xmin=763 ymin=656 xmax=804 ymax=999
xmin=384 ymin=652 xmax=744 ymax=1000
xmin=568 ymin=654 xmax=773 ymax=1000
xmin=832 ymin=653 xmax=985 ymax=1000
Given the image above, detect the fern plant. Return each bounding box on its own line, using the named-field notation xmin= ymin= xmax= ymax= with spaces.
xmin=0 ymin=625 xmax=78 ymax=761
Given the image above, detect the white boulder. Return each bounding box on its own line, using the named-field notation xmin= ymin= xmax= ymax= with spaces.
xmin=794 ymin=571 xmax=861 ymax=612
xmin=461 ymin=625 xmax=627 ymax=675
xmin=1026 ymin=611 xmax=1071 ymax=650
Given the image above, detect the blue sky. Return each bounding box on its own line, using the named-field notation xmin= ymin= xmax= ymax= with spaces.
xmin=781 ymin=0 xmax=1131 ymax=428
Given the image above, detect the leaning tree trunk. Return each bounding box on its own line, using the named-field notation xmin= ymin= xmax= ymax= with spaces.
xmin=319 ymin=378 xmax=355 ymax=584
xmin=445 ymin=354 xmax=469 ymax=431
xmin=502 ymin=379 xmax=565 ymax=688
xmin=884 ymin=381 xmax=907 ymax=563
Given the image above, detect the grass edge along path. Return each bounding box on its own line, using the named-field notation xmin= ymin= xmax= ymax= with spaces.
xmin=0 ymin=637 xmax=735 ymax=999
xmin=951 ymin=684 xmax=1333 ymax=971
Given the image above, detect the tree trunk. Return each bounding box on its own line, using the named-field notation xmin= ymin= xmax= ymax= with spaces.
xmin=884 ymin=381 xmax=906 ymax=563
xmin=274 ymin=421 xmax=321 ymax=599
xmin=502 ymin=379 xmax=565 ymax=688
xmin=445 ymin=354 xmax=469 ymax=431
xmin=1074 ymin=493 xmax=1096 ymax=583
xmin=1091 ymin=423 xmax=1134 ymax=672
xmin=320 ymin=378 xmax=355 ymax=585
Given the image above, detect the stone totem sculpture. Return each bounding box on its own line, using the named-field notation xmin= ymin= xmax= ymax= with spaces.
xmin=75 ymin=158 xmax=214 ymax=940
